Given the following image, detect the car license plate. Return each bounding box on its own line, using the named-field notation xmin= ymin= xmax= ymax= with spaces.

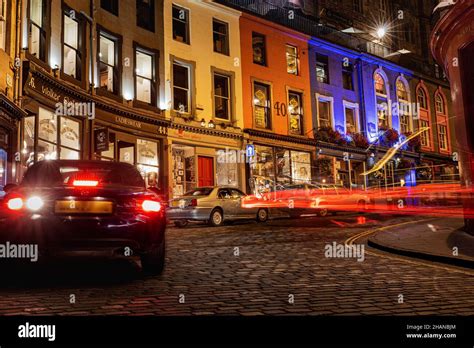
xmin=171 ymin=201 xmax=180 ymax=207
xmin=55 ymin=200 xmax=113 ymax=214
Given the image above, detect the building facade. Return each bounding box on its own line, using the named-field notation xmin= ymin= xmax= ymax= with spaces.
xmin=239 ymin=12 xmax=315 ymax=196
xmin=162 ymin=0 xmax=245 ymax=198
xmin=17 ymin=0 xmax=169 ymax=193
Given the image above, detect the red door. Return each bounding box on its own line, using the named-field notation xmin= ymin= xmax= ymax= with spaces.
xmin=198 ymin=156 xmax=214 ymax=187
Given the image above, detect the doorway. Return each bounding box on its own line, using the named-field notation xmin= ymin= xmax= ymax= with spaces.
xmin=198 ymin=156 xmax=214 ymax=187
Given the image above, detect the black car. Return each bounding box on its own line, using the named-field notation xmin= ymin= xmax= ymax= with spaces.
xmin=0 ymin=160 xmax=166 ymax=274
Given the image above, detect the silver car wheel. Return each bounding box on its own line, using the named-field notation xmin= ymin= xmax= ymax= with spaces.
xmin=210 ymin=209 xmax=223 ymax=226
xmin=257 ymin=208 xmax=268 ymax=222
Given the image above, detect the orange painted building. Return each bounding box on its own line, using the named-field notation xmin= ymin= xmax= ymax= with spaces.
xmin=239 ymin=13 xmax=315 ymax=194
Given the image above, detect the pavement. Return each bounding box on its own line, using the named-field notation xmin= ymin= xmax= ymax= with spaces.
xmin=0 ymin=213 xmax=473 ymax=315
xmin=368 ymin=217 xmax=474 ymax=268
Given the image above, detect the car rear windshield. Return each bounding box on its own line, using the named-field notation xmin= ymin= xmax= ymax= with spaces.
xmin=22 ymin=162 xmax=145 ymax=188
xmin=183 ymin=188 xmax=213 ymax=196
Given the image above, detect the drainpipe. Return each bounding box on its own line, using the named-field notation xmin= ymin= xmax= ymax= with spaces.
xmin=14 ymin=0 xmax=22 ymax=105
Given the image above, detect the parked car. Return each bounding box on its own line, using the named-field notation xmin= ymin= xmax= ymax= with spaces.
xmin=0 ymin=160 xmax=166 ymax=274
xmin=168 ymin=187 xmax=269 ymax=227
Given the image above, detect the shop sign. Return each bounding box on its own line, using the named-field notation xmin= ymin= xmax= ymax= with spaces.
xmin=94 ymin=128 xmax=109 ymax=153
xmin=115 ymin=116 xmax=142 ymax=129
xmin=246 ymin=144 xmax=255 ymax=158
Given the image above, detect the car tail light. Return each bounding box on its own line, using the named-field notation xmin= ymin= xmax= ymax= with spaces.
xmin=73 ymin=180 xmax=99 ymax=187
xmin=190 ymin=199 xmax=197 ymax=207
xmin=141 ymin=200 xmax=162 ymax=212
xmin=7 ymin=197 xmax=24 ymax=210
xmin=25 ymin=196 xmax=44 ymax=211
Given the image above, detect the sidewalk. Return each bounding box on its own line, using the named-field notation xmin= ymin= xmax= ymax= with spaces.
xmin=368 ymin=218 xmax=474 ymax=268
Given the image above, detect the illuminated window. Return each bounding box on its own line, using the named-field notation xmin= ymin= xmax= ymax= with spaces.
xmin=214 ymin=73 xmax=231 ymax=120
xmin=316 ymin=54 xmax=329 ymax=84
xmin=317 ymin=97 xmax=332 ymax=129
xmin=286 ymin=45 xmax=298 ymax=75
xmin=396 ymin=79 xmax=411 ymax=134
xmin=253 ymin=82 xmax=271 ymax=129
xmin=135 ymin=48 xmax=155 ymax=104
xmin=173 ymin=61 xmax=191 ymax=113
xmin=374 ymin=73 xmax=386 ymax=95
xmin=288 ymin=91 xmax=303 ymax=135
xmin=342 ymin=62 xmax=354 ymax=90
xmin=420 ymin=120 xmax=430 ymax=147
xmin=29 ymin=0 xmax=47 ymax=61
xmin=63 ymin=10 xmax=82 ymax=80
xmin=0 ymin=0 xmax=6 ymax=51
xmin=99 ymin=32 xmax=119 ymax=94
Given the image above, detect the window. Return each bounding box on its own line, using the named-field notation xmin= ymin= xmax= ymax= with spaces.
xmin=396 ymin=79 xmax=411 ymax=134
xmin=377 ymin=101 xmax=389 ymax=129
xmin=37 ymin=107 xmax=80 ymax=161
xmin=286 ymin=45 xmax=298 ymax=75
xmin=353 ymin=0 xmax=363 ymax=13
xmin=317 ymin=98 xmax=332 ymax=128
xmin=342 ymin=62 xmax=353 ymax=90
xmin=137 ymin=139 xmax=159 ymax=188
xmin=375 ymin=73 xmax=386 ymax=95
xmin=173 ymin=62 xmax=190 ymax=113
xmin=29 ymin=0 xmax=47 ymax=61
xmin=253 ymin=82 xmax=271 ymax=129
xmin=316 ymin=54 xmax=329 ymax=84
xmin=213 ymin=73 xmax=231 ymax=120
xmin=435 ymin=94 xmax=445 ymax=114
xmin=137 ymin=0 xmax=155 ymax=32
xmin=417 ymin=88 xmax=427 ymax=109
xmin=213 ymin=19 xmax=229 ymax=55
xmin=63 ymin=10 xmax=82 ymax=80
xmin=98 ymin=32 xmax=119 ymax=94
xmin=100 ymin=0 xmax=118 ymax=15
xmin=438 ymin=125 xmax=448 ymax=151
xmin=345 ymin=107 xmax=356 ymax=133
xmin=135 ymin=48 xmax=155 ymax=104
xmin=0 ymin=0 xmax=6 ymax=51
xmin=252 ymin=32 xmax=266 ymax=66
xmin=172 ymin=5 xmax=189 ymax=44
xmin=288 ymin=91 xmax=303 ymax=135
xmin=420 ymin=120 xmax=430 ymax=147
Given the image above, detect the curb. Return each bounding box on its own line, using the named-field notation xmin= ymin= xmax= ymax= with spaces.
xmin=367 ymin=238 xmax=474 ymax=269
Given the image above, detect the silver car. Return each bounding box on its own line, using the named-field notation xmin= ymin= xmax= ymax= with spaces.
xmin=168 ymin=187 xmax=269 ymax=227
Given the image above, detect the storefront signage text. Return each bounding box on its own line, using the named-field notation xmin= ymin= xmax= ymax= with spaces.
xmin=115 ymin=116 xmax=142 ymax=129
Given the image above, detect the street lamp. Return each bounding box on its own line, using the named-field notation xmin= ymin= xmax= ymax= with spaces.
xmin=376 ymin=26 xmax=387 ymax=39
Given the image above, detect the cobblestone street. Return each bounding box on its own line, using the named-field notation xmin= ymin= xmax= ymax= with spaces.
xmin=0 ymin=214 xmax=473 ymax=316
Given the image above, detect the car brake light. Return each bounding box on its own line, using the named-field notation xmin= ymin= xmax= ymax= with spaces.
xmin=7 ymin=197 xmax=24 ymax=210
xmin=142 ymin=200 xmax=162 ymax=212
xmin=25 ymin=196 xmax=44 ymax=211
xmin=73 ymin=180 xmax=99 ymax=187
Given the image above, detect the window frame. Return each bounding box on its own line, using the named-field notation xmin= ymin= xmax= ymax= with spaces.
xmin=100 ymin=0 xmax=119 ymax=16
xmin=342 ymin=61 xmax=354 ymax=90
xmin=61 ymin=6 xmax=86 ymax=85
xmin=252 ymin=80 xmax=272 ymax=130
xmin=171 ymin=58 xmax=194 ymax=116
xmin=286 ymin=44 xmax=299 ymax=75
xmin=96 ymin=27 xmax=122 ymax=98
xmin=133 ymin=43 xmax=159 ymax=108
xmin=316 ymin=94 xmax=334 ymax=130
xmin=27 ymin=0 xmax=49 ymax=65
xmin=287 ymin=90 xmax=304 ymax=135
xmin=252 ymin=32 xmax=267 ymax=66
xmin=172 ymin=4 xmax=190 ymax=45
xmin=213 ymin=18 xmax=229 ymax=56
xmin=396 ymin=77 xmax=412 ymax=134
xmin=342 ymin=100 xmax=359 ymax=134
xmin=0 ymin=0 xmax=7 ymax=51
xmin=212 ymin=69 xmax=233 ymax=122
xmin=136 ymin=0 xmax=155 ymax=32
xmin=316 ymin=53 xmax=330 ymax=84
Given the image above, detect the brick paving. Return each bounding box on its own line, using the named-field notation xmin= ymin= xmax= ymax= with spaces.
xmin=0 ymin=213 xmax=473 ymax=315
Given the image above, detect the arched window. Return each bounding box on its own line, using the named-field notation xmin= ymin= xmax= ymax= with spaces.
xmin=396 ymin=77 xmax=411 ymax=134
xmin=374 ymin=70 xmax=389 ymax=130
xmin=417 ymin=88 xmax=427 ymax=110
xmin=375 ymin=73 xmax=386 ymax=95
xmin=435 ymin=91 xmax=449 ymax=152
xmin=435 ymin=93 xmax=445 ymax=114
xmin=417 ymin=84 xmax=431 ymax=149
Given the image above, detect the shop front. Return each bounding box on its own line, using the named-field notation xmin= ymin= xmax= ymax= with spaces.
xmin=22 ymin=65 xmax=169 ymax=191
xmin=0 ymin=95 xmax=26 ymax=189
xmin=167 ymin=123 xmax=245 ymax=198
xmin=245 ymin=130 xmax=314 ymax=196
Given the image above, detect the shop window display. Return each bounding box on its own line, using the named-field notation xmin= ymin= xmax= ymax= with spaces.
xmin=172 ymin=144 xmax=196 ymax=197
xmin=137 ymin=139 xmax=159 ymax=188
xmin=216 ymin=149 xmax=238 ymax=187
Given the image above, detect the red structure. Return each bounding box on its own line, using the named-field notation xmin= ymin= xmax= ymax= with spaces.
xmin=431 ymin=0 xmax=474 ymax=234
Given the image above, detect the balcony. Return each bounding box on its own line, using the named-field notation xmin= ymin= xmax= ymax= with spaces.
xmin=215 ymin=0 xmax=394 ymax=59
